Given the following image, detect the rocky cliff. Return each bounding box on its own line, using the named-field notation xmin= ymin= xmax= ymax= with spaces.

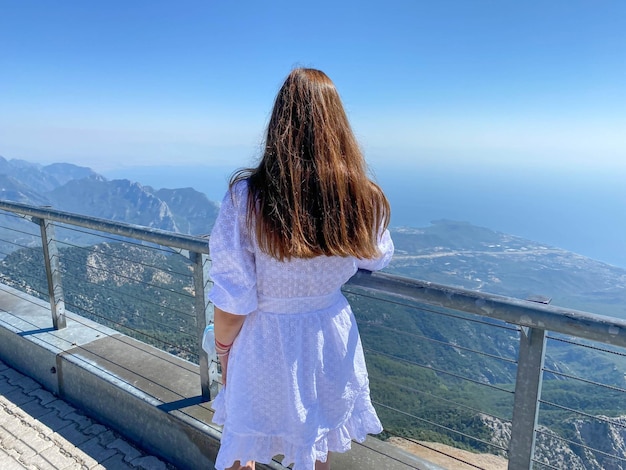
xmin=482 ymin=413 xmax=626 ymax=469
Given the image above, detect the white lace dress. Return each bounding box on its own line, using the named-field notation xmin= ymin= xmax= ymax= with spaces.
xmin=208 ymin=180 xmax=394 ymax=470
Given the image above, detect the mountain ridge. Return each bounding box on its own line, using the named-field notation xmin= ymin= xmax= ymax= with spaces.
xmin=0 ymin=156 xmax=219 ymax=235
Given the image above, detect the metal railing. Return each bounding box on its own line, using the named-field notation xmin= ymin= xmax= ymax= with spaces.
xmin=0 ymin=200 xmax=214 ymax=399
xmin=344 ymin=272 xmax=626 ymax=469
xmin=1 ymin=199 xmax=626 ymax=469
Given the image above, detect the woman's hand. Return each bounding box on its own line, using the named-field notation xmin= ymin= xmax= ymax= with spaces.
xmin=219 ymin=352 xmax=229 ymax=387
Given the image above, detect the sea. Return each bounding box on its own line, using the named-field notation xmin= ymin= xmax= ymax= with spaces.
xmin=103 ymin=163 xmax=626 ymax=269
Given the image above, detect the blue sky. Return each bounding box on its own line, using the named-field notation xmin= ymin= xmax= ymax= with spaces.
xmin=1 ymin=0 xmax=625 ymax=176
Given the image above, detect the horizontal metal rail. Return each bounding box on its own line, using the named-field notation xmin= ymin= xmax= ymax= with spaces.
xmin=346 ymin=269 xmax=626 ymax=349
xmin=0 ymin=200 xmax=209 ymax=254
xmin=3 ymin=199 xmax=623 ymax=350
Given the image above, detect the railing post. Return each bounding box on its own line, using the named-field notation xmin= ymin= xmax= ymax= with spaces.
xmin=190 ymin=250 xmax=217 ymax=400
xmin=508 ymin=326 xmax=547 ymax=469
xmin=33 ymin=217 xmax=67 ymax=329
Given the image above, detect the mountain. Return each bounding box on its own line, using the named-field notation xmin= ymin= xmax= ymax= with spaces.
xmin=47 ymin=175 xmax=179 ymax=231
xmin=0 ymin=156 xmax=96 ymax=192
xmin=0 ymin=174 xmax=51 ymax=205
xmin=0 ymin=156 xmax=219 ymax=238
xmin=40 ymin=162 xmax=96 ymax=187
xmin=148 ymin=187 xmax=219 ymax=236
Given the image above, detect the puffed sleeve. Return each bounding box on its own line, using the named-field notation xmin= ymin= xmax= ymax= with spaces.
xmin=207 ymin=181 xmax=257 ymax=315
xmin=356 ymin=228 xmax=394 ymax=271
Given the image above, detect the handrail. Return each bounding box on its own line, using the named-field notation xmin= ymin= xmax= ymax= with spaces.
xmin=5 ymin=199 xmax=622 ymax=351
xmin=346 ymin=269 xmax=626 ymax=349
xmin=0 ymin=200 xmax=209 ymax=254
xmin=0 ymin=199 xmax=212 ymax=401
xmin=2 ymin=198 xmax=625 ymax=470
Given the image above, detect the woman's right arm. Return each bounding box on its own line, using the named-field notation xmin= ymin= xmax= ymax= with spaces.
xmin=213 ymin=306 xmax=247 ymax=386
xmin=207 ymin=182 xmax=258 ymax=384
xmin=356 ymin=228 xmax=394 ymax=271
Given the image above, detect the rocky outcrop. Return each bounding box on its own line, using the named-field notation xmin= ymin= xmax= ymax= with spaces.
xmin=47 ymin=176 xmax=179 ymax=231
xmin=481 ymin=413 xmax=626 ymax=469
xmin=151 ymin=187 xmax=219 ymax=235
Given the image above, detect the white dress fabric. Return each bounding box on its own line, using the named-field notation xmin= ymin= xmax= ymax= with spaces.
xmin=208 ymin=180 xmax=394 ymax=470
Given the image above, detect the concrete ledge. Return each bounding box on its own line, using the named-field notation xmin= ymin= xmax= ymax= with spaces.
xmin=0 ymin=283 xmax=431 ymax=470
xmin=0 ymin=283 xmax=228 ymax=469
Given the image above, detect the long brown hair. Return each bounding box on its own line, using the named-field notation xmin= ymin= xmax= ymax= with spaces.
xmin=231 ymin=68 xmax=390 ymax=261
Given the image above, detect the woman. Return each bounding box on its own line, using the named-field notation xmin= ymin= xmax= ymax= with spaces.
xmin=208 ymin=68 xmax=394 ymax=470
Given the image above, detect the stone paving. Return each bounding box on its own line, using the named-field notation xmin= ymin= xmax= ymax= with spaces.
xmin=0 ymin=359 xmax=178 ymax=470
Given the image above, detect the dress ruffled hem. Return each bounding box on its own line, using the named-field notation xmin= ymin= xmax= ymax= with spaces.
xmin=212 ymin=398 xmax=383 ymax=470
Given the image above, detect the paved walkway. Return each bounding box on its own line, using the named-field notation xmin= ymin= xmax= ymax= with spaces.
xmin=0 ymin=360 xmax=178 ymax=470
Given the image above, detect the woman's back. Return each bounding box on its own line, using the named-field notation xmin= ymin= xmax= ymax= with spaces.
xmin=217 ymin=180 xmax=393 ymax=306
xmin=257 ymin=253 xmax=357 ymax=299
xmin=208 ymin=68 xmax=393 ymax=470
